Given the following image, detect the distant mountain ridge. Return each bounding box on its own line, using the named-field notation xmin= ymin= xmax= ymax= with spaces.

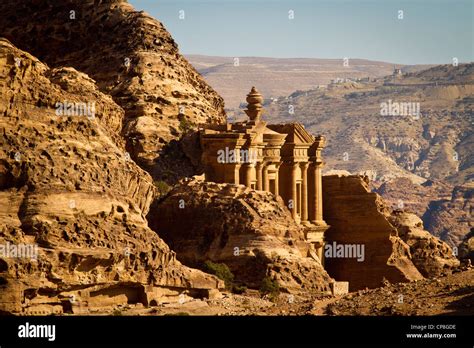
xmin=186 ymin=54 xmax=435 ymax=108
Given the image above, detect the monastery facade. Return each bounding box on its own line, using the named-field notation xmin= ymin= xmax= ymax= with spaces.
xmin=200 ymin=87 xmax=329 ymax=261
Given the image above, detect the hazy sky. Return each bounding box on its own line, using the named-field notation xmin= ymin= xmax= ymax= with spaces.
xmin=129 ymin=0 xmax=473 ymax=65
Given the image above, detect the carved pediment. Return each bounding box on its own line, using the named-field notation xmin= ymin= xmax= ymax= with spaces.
xmin=267 ymin=123 xmax=314 ymax=145
xmin=292 ymin=123 xmax=315 ymax=144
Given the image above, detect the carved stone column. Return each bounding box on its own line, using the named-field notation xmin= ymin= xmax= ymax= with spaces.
xmin=308 ymin=136 xmax=327 ymax=226
xmin=311 ymin=159 xmax=325 ymax=224
xmin=244 ymin=163 xmax=253 ymax=187
xmin=227 ymin=163 xmax=241 ymax=185
xmin=274 ymin=163 xmax=281 ymax=197
xmin=290 ymin=162 xmax=298 ymax=220
xmin=256 ymin=162 xmax=263 ymax=190
xmin=300 ymin=162 xmax=309 ymax=223
xmin=262 ymin=163 xmax=269 ymax=191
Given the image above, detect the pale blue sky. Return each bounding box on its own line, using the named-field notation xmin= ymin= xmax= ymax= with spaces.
xmin=129 ymin=0 xmax=473 ymax=64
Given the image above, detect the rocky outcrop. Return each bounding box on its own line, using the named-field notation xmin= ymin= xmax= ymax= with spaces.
xmin=149 ymin=178 xmax=333 ymax=295
xmin=0 ymin=0 xmax=226 ymax=173
xmin=322 ymin=175 xmax=423 ymax=291
xmin=0 ymin=39 xmax=222 ymax=315
xmin=322 ymin=174 xmax=460 ymax=291
xmin=376 ymin=178 xmax=472 ymax=248
xmin=388 ymin=212 xmax=460 ymax=277
xmin=459 ymin=228 xmax=474 ymax=263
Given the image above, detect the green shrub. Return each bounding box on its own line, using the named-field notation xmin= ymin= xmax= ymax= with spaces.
xmin=154 ymin=180 xmax=171 ymax=196
xmin=259 ymin=276 xmax=280 ymax=301
xmin=202 ymin=261 xmax=249 ymax=294
xmin=203 ymin=260 xmax=234 ymax=289
xmin=179 ymin=118 xmax=194 ymax=133
xmin=231 ymin=284 xmax=247 ymax=295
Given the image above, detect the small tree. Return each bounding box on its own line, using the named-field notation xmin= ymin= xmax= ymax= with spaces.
xmin=260 ymin=276 xmax=280 ymax=301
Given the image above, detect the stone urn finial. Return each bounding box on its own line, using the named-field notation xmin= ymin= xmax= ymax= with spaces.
xmin=244 ymin=86 xmax=264 ymax=123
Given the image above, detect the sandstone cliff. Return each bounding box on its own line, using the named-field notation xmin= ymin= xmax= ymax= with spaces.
xmin=149 ymin=178 xmax=333 ymax=295
xmin=0 ymin=39 xmax=222 ymax=315
xmin=322 ymin=175 xmax=459 ymax=291
xmin=388 ymin=211 xmax=460 ymax=277
xmin=376 ymin=178 xmax=472 ymax=248
xmin=0 ymin=0 xmax=226 ymax=175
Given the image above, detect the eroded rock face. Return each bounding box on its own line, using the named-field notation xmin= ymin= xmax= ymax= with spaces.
xmin=149 ymin=178 xmax=333 ymax=294
xmin=0 ymin=0 xmax=226 ymax=172
xmin=423 ymin=184 xmax=473 ymax=247
xmin=376 ymin=178 xmax=472 ymax=248
xmin=459 ymin=228 xmax=474 ymax=263
xmin=388 ymin=212 xmax=460 ymax=277
xmin=375 ymin=178 xmax=452 ymax=219
xmin=0 ymin=39 xmax=221 ymax=315
xmin=323 ymin=175 xmax=423 ymax=291
xmin=322 ymin=174 xmax=460 ymax=291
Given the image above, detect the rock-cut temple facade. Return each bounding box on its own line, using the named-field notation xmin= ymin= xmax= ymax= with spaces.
xmin=200 ymin=87 xmax=329 ymax=261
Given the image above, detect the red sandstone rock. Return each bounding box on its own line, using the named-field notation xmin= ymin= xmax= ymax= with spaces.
xmin=0 ymin=0 xmax=226 ymax=172
xmin=150 ymin=178 xmax=333 ymax=295
xmin=388 ymin=211 xmax=460 ymax=277
xmin=376 ymin=178 xmax=472 ymax=248
xmin=323 ymin=175 xmax=419 ymax=290
xmin=0 ymin=39 xmax=222 ymax=315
